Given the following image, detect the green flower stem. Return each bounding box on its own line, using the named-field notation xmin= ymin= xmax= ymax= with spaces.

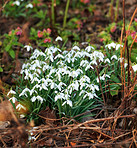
xmin=51 ymin=0 xmax=55 ymax=26
xmin=109 ymin=0 xmax=114 ymax=21
xmin=115 ymin=0 xmax=119 ymax=22
xmin=57 ymin=100 xmax=62 ymax=118
xmin=63 ymin=0 xmax=70 ymax=29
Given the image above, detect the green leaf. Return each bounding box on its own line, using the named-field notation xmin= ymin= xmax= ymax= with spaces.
xmin=0 ymin=67 xmax=3 ymax=72
xmin=110 ymin=88 xmax=119 ymax=96
xmin=9 ymin=49 xmax=15 ymax=59
xmin=110 ymin=74 xmax=121 ymax=96
xmin=5 ymin=44 xmax=11 ymax=52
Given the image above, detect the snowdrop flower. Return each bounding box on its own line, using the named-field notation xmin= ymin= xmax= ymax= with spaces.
xmin=26 ymin=3 xmax=33 ymax=9
xmin=81 ymin=42 xmax=88 ymax=45
xmin=7 ymin=89 xmax=16 ymax=96
xmin=79 ymin=90 xmax=86 ymax=96
xmin=116 ymin=44 xmax=123 ymax=50
xmin=85 ymin=65 xmax=94 ymax=71
xmin=104 ymin=58 xmax=110 ymax=63
xmin=111 ymin=55 xmax=117 ymax=60
xmin=69 ymin=70 xmax=79 ymax=78
xmin=57 ymin=82 xmax=67 ymax=91
xmin=16 ymin=104 xmax=26 ymax=111
xmin=31 ymin=96 xmax=44 ymax=103
xmin=9 ymin=97 xmax=17 ymax=103
xmin=62 ymin=99 xmax=72 ymax=107
xmin=90 ymin=59 xmax=97 ymax=65
xmin=105 ymin=42 xmax=116 ymax=49
xmin=94 ymin=85 xmax=99 ymax=91
xmin=31 ymin=96 xmax=36 ymax=102
xmin=30 ymin=87 xmax=37 ymax=96
xmin=54 ymin=54 xmax=64 ymax=59
xmin=20 ymin=114 xmax=25 ymax=118
xmin=13 ymin=1 xmax=20 ymax=6
xmin=80 ymin=75 xmax=90 ymax=83
xmin=41 ymin=83 xmax=48 ymax=91
xmin=80 ymin=60 xmax=89 ymax=67
xmin=132 ymin=64 xmax=137 ymax=72
xmin=55 ymin=93 xmax=65 ymax=101
xmin=68 ymin=80 xmax=79 ymax=93
xmin=118 ymin=57 xmax=124 ymax=63
xmin=96 ymin=74 xmax=110 ymax=83
xmin=83 ymin=92 xmax=94 ymax=100
xmin=24 ymin=45 xmax=33 ymax=52
xmin=85 ymin=46 xmax=94 ymax=52
xmin=92 ymin=51 xmax=104 ymax=62
xmin=72 ymin=46 xmax=80 ymax=51
xmin=19 ymin=88 xmax=30 ymax=97
xmin=124 ymin=63 xmax=128 ymax=68
xmin=55 ymin=36 xmax=62 ymax=41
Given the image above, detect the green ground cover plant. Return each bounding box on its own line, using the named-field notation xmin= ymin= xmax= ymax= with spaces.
xmin=7 ymin=39 xmax=127 ymax=123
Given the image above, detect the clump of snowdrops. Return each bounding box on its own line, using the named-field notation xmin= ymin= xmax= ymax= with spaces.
xmin=7 ymin=39 xmax=125 ymax=123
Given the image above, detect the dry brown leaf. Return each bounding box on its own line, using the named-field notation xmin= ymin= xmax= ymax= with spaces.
xmin=39 ymin=106 xmax=56 ymax=125
xmin=0 ymin=101 xmax=13 ymax=121
xmin=19 ymin=22 xmax=30 ymax=44
xmin=2 ymin=51 xmax=9 ymax=65
xmin=70 ymin=142 xmax=76 ymax=146
xmin=14 ymin=59 xmax=21 ymax=73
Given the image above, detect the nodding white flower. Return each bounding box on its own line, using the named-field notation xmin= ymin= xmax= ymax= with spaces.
xmin=104 ymin=58 xmax=110 ymax=63
xmin=24 ymin=45 xmax=33 ymax=52
xmin=16 ymin=104 xmax=26 ymax=111
xmin=85 ymin=65 xmax=94 ymax=71
xmin=55 ymin=36 xmax=62 ymax=41
xmin=85 ymin=46 xmax=94 ymax=52
xmin=55 ymin=93 xmax=64 ymax=101
xmin=31 ymin=77 xmax=40 ymax=84
xmin=20 ymin=114 xmax=25 ymax=118
xmin=57 ymin=82 xmax=67 ymax=91
xmin=9 ymin=97 xmax=17 ymax=103
xmin=132 ymin=64 xmax=137 ymax=72
xmin=94 ymin=85 xmax=99 ymax=91
xmin=72 ymin=46 xmax=80 ymax=51
xmin=118 ymin=57 xmax=124 ymax=63
xmin=83 ymin=92 xmax=94 ymax=100
xmin=26 ymin=3 xmax=33 ymax=8
xmin=69 ymin=70 xmax=79 ymax=78
xmin=80 ymin=60 xmax=89 ymax=67
xmin=124 ymin=63 xmax=128 ymax=68
xmin=68 ymin=80 xmax=79 ymax=94
xmin=105 ymin=42 xmax=116 ymax=49
xmin=31 ymin=96 xmax=44 ymax=103
xmin=97 ymin=74 xmax=110 ymax=83
xmin=62 ymin=99 xmax=72 ymax=107
xmin=54 ymin=54 xmax=64 ymax=59
xmin=80 ymin=75 xmax=90 ymax=83
xmin=90 ymin=59 xmax=97 ymax=65
xmin=111 ymin=55 xmax=117 ymax=60
xmin=7 ymin=89 xmax=16 ymax=96
xmin=13 ymin=1 xmax=20 ymax=6
xmin=19 ymin=88 xmax=30 ymax=97
xmin=79 ymin=90 xmax=86 ymax=96
xmin=116 ymin=44 xmax=123 ymax=50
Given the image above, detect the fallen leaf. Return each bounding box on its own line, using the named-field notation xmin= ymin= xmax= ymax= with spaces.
xmin=19 ymin=22 xmax=30 ymax=44
xmin=70 ymin=142 xmax=76 ymax=146
xmin=39 ymin=106 xmax=56 ymax=125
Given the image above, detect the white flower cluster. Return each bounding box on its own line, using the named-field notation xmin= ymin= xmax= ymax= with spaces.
xmin=8 ymin=42 xmax=124 ymax=110
xmin=16 ymin=45 xmax=107 ymax=107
